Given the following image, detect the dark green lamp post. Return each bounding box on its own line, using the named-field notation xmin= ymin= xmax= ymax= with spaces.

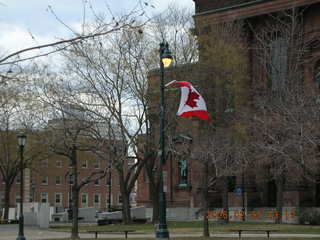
xmin=17 ymin=133 xmax=27 ymax=240
xmin=156 ymin=41 xmax=172 ymax=240
xmin=108 ymin=158 xmax=112 ymax=212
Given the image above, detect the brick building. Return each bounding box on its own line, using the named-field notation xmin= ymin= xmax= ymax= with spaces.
xmin=137 ymin=0 xmax=320 ymax=220
xmin=28 ymin=150 xmax=121 ymax=211
xmin=0 ymin=126 xmax=123 ymax=215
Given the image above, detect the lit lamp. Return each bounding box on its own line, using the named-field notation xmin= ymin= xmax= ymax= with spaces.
xmin=156 ymin=41 xmax=172 ymax=240
xmin=161 ymin=43 xmax=173 ymax=68
xmin=17 ymin=133 xmax=27 ymax=240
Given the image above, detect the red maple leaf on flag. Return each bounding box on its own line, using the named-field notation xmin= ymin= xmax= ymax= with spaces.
xmin=185 ymin=89 xmax=200 ymax=108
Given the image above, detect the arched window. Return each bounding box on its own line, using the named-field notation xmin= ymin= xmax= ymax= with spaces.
xmin=314 ymin=60 xmax=320 ymax=89
xmin=267 ymin=180 xmax=277 ymax=207
xmin=268 ymin=38 xmax=288 ymax=91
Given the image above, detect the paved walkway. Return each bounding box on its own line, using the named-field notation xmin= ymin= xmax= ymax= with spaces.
xmin=1 ymin=225 xmax=320 ymax=239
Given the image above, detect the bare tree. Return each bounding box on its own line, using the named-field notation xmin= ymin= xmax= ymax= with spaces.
xmin=0 ymin=76 xmax=45 ymax=221
xmin=45 ymin=106 xmax=108 ymax=239
xmin=181 ymin=19 xmax=252 ymax=232
xmin=29 ymin=71 xmax=111 ymax=239
xmin=0 ymin=0 xmax=150 ymax=69
xmin=246 ymin=7 xmax=320 ymax=223
xmin=53 ymin=25 xmax=155 ymax=224
xmin=151 ymin=4 xmax=198 ymax=66
xmin=249 ymin=90 xmax=320 ymax=222
xmin=192 ymin=124 xmax=243 ymax=236
xmin=141 ymin=4 xmax=198 ymax=223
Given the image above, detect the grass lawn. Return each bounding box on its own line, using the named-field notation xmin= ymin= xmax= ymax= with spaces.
xmin=50 ymin=221 xmax=320 ymax=234
xmin=45 ymin=238 xmax=320 ymax=240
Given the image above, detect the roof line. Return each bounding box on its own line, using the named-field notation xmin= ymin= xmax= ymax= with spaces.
xmin=194 ymin=0 xmax=273 ymax=17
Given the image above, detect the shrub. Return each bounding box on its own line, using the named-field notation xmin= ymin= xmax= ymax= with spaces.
xmin=299 ymin=211 xmax=320 ymax=225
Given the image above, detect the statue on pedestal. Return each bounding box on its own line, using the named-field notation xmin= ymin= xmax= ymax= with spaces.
xmin=179 ymin=159 xmax=188 ymax=186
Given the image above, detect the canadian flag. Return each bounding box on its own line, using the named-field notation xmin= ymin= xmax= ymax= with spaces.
xmin=167 ymin=81 xmax=210 ymax=120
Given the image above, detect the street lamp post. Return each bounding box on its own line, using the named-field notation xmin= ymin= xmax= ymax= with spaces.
xmin=108 ymin=159 xmax=112 ymax=212
xmin=68 ymin=174 xmax=73 ymax=221
xmin=17 ymin=133 xmax=27 ymax=240
xmin=156 ymin=41 xmax=172 ymax=240
xmin=64 ymin=171 xmax=73 ymax=221
xmin=242 ymin=170 xmax=245 ymax=221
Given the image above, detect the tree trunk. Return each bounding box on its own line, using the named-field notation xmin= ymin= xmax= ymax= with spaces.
xmin=122 ymin=192 xmax=131 ymax=224
xmin=119 ymin=173 xmax=132 ymax=224
xmin=71 ymin=185 xmax=80 ymax=239
xmin=71 ymin=146 xmax=79 ymax=240
xmin=202 ymin=189 xmax=210 ymax=238
xmin=223 ymin=177 xmax=229 ymax=223
xmin=275 ymin=177 xmax=284 ymax=224
xmin=241 ymin=171 xmax=246 ymax=222
xmin=203 ymin=214 xmax=209 ymax=237
xmin=150 ymin=182 xmax=160 ymax=223
xmin=3 ymin=182 xmax=11 ymax=221
xmin=202 ymin=162 xmax=210 ymax=237
xmin=151 ymin=195 xmax=160 ymax=223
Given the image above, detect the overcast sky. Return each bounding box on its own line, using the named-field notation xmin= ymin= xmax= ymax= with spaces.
xmin=0 ymin=0 xmax=195 ymax=56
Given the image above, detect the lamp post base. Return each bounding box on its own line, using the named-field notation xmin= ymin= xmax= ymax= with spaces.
xmin=16 ymin=236 xmax=26 ymax=240
xmin=17 ymin=215 xmax=26 ymax=240
xmin=242 ymin=207 xmax=246 ymax=221
xmin=156 ymin=223 xmax=170 ymax=240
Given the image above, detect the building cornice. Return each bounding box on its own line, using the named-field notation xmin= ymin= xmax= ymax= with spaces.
xmin=194 ymin=0 xmax=272 ymax=17
xmin=194 ymin=0 xmax=320 ymax=23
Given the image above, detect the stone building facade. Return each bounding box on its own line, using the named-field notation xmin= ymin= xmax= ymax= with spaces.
xmin=137 ymin=0 xmax=320 ymax=221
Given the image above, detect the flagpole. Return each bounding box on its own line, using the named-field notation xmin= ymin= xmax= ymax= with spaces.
xmin=156 ymin=41 xmax=172 ymax=240
xmin=164 ymin=80 xmax=176 ymax=88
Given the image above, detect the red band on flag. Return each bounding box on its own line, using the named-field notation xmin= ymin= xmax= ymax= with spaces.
xmin=179 ymin=110 xmax=210 ymax=120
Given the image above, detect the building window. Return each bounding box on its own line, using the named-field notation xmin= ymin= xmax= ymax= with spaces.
xmin=106 ymin=193 xmax=112 ymax=206
xmin=81 ymin=159 xmax=88 ymax=168
xmin=93 ymin=193 xmax=101 ymax=208
xmin=267 ymin=180 xmax=277 ymax=207
xmin=94 ymin=159 xmax=100 ymax=169
xmin=314 ymin=60 xmax=320 ymax=89
xmin=227 ymin=176 xmax=236 ymax=192
xmin=68 ymin=193 xmax=72 ymax=207
xmin=81 ymin=193 xmax=88 ymax=207
xmin=0 ymin=192 xmax=4 ymax=205
xmin=55 ymin=176 xmax=61 ymax=185
xmin=106 ymin=175 xmax=112 ymax=186
xmin=30 ymin=185 xmax=36 ymax=202
xmin=143 ymin=169 xmax=149 ymax=183
xmin=69 ymin=175 xmax=74 ymax=185
xmin=41 ymin=192 xmax=48 ymax=203
xmin=56 ymin=160 xmax=62 ymax=168
xmin=94 ymin=179 xmax=100 ymax=186
xmin=41 ymin=159 xmax=49 ymax=168
xmin=118 ymin=194 xmax=122 ymax=205
xmin=16 ymin=193 xmax=21 ymax=203
xmin=223 ymin=81 xmax=235 ymax=113
xmin=41 ymin=176 xmax=49 ymax=185
xmin=69 ymin=159 xmax=73 ymax=168
xmin=268 ymin=38 xmax=288 ymax=90
xmin=16 ymin=175 xmax=21 ymax=184
xmin=55 ymin=193 xmax=62 ymax=205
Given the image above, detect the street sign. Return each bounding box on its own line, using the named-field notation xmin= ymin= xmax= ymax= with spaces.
xmin=235 ymin=187 xmax=242 ymax=196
